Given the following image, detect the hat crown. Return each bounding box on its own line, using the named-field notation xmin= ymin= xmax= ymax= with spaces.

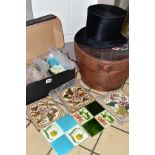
xmin=85 ymin=4 xmax=126 ymax=42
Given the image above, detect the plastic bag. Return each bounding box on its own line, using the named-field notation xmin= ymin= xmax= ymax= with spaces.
xmin=47 ymin=47 xmax=75 ymax=70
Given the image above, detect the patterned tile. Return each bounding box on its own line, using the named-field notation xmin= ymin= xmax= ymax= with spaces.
xmin=41 ymin=114 xmax=89 ymax=155
xmin=94 ymin=127 xmax=129 ymax=155
xmin=59 ymin=85 xmax=94 ymax=113
xmin=41 ymin=122 xmax=64 ymax=142
xmin=95 ymin=110 xmax=116 ymax=128
xmin=26 ymin=96 xmax=65 ymax=131
xmin=66 ymin=124 xmax=88 ymax=146
xmin=73 ymin=107 xmax=93 ymax=125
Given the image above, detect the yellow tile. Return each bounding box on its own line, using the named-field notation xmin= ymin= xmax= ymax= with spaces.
xmin=94 ymin=127 xmax=129 ymax=155
xmin=26 ymin=124 xmax=50 ymax=155
xmin=80 ymin=133 xmax=101 ymax=150
xmin=112 ymin=121 xmax=129 ymax=132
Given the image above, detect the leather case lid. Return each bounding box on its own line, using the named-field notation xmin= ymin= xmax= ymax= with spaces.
xmin=26 ymin=15 xmax=64 ymax=63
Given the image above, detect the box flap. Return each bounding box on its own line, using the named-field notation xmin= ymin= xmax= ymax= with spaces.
xmin=26 ymin=15 xmax=64 ymax=62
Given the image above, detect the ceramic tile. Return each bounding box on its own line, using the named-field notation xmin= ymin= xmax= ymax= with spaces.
xmin=85 ymin=101 xmax=105 ymax=116
xmin=26 ymin=123 xmax=50 ymax=155
xmin=56 ymin=114 xmax=78 ymax=132
xmin=80 ymin=133 xmax=100 ymax=150
xmin=41 ymin=122 xmax=64 ymax=142
xmin=96 ymin=92 xmax=129 ymax=123
xmin=27 ymin=96 xmax=65 ymax=131
xmin=26 ymin=119 xmax=30 ymax=126
xmin=94 ymin=127 xmax=129 ymax=155
xmin=50 ymin=134 xmax=74 ymax=155
xmin=76 ymin=72 xmax=81 ymax=80
xmin=68 ymin=146 xmax=91 ymax=155
xmin=59 ymin=85 xmax=94 ymax=112
xmin=66 ymin=124 xmax=89 ymax=146
xmin=90 ymin=88 xmax=114 ymax=96
xmin=95 ymin=110 xmax=116 ymax=128
xmin=72 ymin=107 xmax=93 ymax=125
xmin=83 ymin=118 xmax=104 ymax=137
xmin=122 ymin=83 xmax=129 ymax=95
xmin=112 ymin=121 xmax=129 ymax=132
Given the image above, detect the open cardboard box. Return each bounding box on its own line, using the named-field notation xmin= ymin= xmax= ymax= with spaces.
xmin=26 ymin=15 xmax=76 ymax=105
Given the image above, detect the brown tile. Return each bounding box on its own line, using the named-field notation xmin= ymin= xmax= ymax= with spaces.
xmin=94 ymin=127 xmax=129 ymax=155
xmin=26 ymin=123 xmax=51 ymax=155
xmin=112 ymin=121 xmax=129 ymax=132
xmin=80 ymin=133 xmax=101 ymax=150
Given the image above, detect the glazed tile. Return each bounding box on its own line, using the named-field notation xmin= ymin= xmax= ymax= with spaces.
xmin=50 ymin=134 xmax=74 ymax=155
xmin=94 ymin=127 xmax=129 ymax=155
xmin=72 ymin=107 xmax=93 ymax=125
xmin=85 ymin=101 xmax=105 ymax=116
xmin=59 ymin=85 xmax=94 ymax=113
xmin=66 ymin=124 xmax=88 ymax=146
xmin=56 ymin=114 xmax=77 ymax=132
xmin=26 ymin=123 xmax=50 ymax=155
xmin=95 ymin=110 xmax=116 ymax=128
xmin=26 ymin=96 xmax=65 ymax=131
xmin=83 ymin=118 xmax=104 ymax=137
xmin=41 ymin=122 xmax=64 ymax=142
xmin=96 ymin=92 xmax=129 ymax=123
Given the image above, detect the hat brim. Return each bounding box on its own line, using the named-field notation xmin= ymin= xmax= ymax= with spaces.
xmin=74 ymin=27 xmax=127 ymax=49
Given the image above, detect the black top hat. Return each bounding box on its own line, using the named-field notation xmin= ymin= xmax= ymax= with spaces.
xmin=74 ymin=4 xmax=127 ymax=49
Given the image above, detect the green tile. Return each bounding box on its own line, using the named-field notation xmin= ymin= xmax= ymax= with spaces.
xmin=83 ymin=118 xmax=104 ymax=137
xmin=85 ymin=101 xmax=105 ymax=116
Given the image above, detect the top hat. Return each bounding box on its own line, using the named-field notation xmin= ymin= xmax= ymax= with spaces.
xmin=74 ymin=4 xmax=127 ymax=49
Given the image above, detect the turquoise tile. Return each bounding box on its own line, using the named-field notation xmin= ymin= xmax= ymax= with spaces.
xmin=51 ymin=134 xmax=74 ymax=155
xmin=56 ymin=114 xmax=78 ymax=132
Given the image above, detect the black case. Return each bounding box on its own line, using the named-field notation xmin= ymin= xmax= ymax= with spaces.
xmin=26 ymin=15 xmax=76 ymax=105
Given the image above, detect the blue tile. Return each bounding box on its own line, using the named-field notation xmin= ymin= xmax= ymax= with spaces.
xmin=51 ymin=134 xmax=74 ymax=155
xmin=56 ymin=114 xmax=77 ymax=132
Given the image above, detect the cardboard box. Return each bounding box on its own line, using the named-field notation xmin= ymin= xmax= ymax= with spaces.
xmin=26 ymin=15 xmax=75 ymax=105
